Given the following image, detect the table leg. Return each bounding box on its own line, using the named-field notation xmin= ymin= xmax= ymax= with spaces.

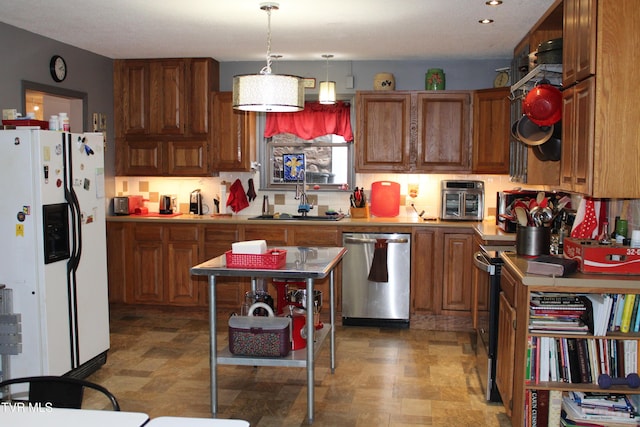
xmin=209 ymin=275 xmax=218 ymax=417
xmin=306 ymin=277 xmax=314 ymax=423
xmin=329 ymin=269 xmax=335 ymax=373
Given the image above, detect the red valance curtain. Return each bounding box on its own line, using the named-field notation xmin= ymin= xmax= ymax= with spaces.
xmin=264 ymin=101 xmax=353 ymax=142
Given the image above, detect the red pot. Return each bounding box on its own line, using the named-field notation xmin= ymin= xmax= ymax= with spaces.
xmin=522 ymin=83 xmax=562 ymax=126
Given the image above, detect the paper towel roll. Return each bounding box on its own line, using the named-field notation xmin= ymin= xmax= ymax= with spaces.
xmin=232 ymin=240 xmax=267 ymax=254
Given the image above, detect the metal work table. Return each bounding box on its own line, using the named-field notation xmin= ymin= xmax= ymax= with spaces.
xmin=190 ymin=246 xmax=347 ymax=423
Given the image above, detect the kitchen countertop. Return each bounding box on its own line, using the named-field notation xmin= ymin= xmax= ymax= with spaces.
xmin=501 ymin=252 xmax=640 ymax=289
xmin=107 ymin=213 xmax=500 ymax=230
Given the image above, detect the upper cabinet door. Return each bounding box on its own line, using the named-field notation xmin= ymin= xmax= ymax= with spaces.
xmin=211 ymin=92 xmax=255 ymax=171
xmin=563 ymin=0 xmax=597 ymax=86
xmin=472 ymin=88 xmax=510 ymax=174
xmin=151 ymin=60 xmax=186 ymax=135
xmin=356 ymin=92 xmax=412 ymax=172
xmin=115 ymin=60 xmax=150 ymax=136
xmin=187 ymin=58 xmax=215 ymax=136
xmin=415 ymin=92 xmax=471 ymax=173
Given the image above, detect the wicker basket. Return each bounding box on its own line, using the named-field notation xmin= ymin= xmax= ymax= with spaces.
xmin=225 ymin=249 xmax=287 ymax=269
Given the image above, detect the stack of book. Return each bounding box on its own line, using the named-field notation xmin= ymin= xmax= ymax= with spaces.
xmin=526 ymin=255 xmax=579 ymax=277
xmin=529 ymin=293 xmax=590 ymax=335
xmin=562 ymin=391 xmax=639 ymax=426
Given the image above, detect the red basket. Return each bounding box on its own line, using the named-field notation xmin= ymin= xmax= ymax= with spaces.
xmin=225 ymin=249 xmax=287 ymax=269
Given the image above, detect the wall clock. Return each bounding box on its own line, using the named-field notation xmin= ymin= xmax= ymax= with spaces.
xmin=49 ymin=55 xmax=67 ymax=82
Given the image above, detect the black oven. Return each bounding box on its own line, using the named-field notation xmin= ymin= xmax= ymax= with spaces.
xmin=473 ymin=244 xmax=514 ymax=402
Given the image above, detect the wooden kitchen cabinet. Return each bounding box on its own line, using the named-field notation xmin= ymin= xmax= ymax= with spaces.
xmin=472 ymin=88 xmax=510 ymax=174
xmin=201 ymin=225 xmax=244 ymax=310
xmin=355 ymin=91 xmax=411 ymax=172
xmin=114 ymin=57 xmax=219 ymax=176
xmin=211 ymin=92 xmax=256 ymax=171
xmin=166 ymin=225 xmax=202 ymax=305
xmin=415 ymin=92 xmax=471 ymax=173
xmin=558 ymin=0 xmax=640 ymax=198
xmin=356 ymin=91 xmax=471 ymax=173
xmin=560 ymin=79 xmax=594 ymax=195
xmin=495 ymin=264 xmax=518 ymax=419
xmin=128 ymin=224 xmax=165 ymax=304
xmin=562 ymin=0 xmax=596 ymax=86
xmin=412 ymin=227 xmax=473 ymax=315
xmin=441 ymin=230 xmax=473 ymax=313
xmin=412 ymin=228 xmax=437 ymax=313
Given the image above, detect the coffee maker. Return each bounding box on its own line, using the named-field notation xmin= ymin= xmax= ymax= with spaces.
xmin=189 ymin=189 xmax=203 ymax=215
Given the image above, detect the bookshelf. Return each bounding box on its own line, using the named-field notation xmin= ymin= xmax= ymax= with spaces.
xmin=498 ymin=254 xmax=640 ymax=427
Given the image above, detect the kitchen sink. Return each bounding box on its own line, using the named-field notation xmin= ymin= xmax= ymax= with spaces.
xmin=249 ymin=214 xmax=345 ymax=221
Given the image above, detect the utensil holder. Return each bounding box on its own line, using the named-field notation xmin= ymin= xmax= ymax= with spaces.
xmin=516 ymin=225 xmax=551 ymax=256
xmin=350 ymin=206 xmax=369 ymax=218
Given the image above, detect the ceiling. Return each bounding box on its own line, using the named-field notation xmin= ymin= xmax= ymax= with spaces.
xmin=1 ymin=0 xmax=556 ymax=62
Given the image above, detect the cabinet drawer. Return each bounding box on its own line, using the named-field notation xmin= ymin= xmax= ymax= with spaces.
xmin=134 ymin=224 xmax=164 ymax=240
xmin=243 ymin=225 xmax=288 ymax=245
xmin=168 ymin=225 xmax=198 ymax=241
xmin=204 ymin=227 xmax=239 ymax=242
xmin=500 ymin=265 xmax=517 ymax=307
xmin=291 ymin=226 xmax=339 ymax=246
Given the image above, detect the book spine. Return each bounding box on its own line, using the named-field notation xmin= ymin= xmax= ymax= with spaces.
xmin=548 ymin=390 xmax=563 ymax=426
xmin=620 ymin=294 xmax=636 ymax=333
xmin=537 ymin=389 xmax=549 ymax=427
xmin=530 ymin=389 xmax=538 ymax=427
xmin=567 ymin=338 xmax=582 ymax=384
xmin=576 ymin=338 xmax=591 ymax=383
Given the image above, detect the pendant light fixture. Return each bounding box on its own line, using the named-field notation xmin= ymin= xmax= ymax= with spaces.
xmin=318 ymin=54 xmax=336 ymax=105
xmin=232 ymin=2 xmax=304 ymax=112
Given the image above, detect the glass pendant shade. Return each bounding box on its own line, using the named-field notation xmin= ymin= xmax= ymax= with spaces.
xmin=318 ymin=81 xmax=336 ymax=105
xmin=233 ymin=74 xmax=304 ymax=112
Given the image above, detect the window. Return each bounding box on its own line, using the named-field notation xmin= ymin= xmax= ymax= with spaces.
xmin=261 ymin=133 xmax=353 ymax=191
xmin=258 ymin=99 xmax=355 ymax=191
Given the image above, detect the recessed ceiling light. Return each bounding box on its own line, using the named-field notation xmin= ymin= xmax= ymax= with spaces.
xmin=479 ymin=18 xmax=494 ymax=24
xmin=486 ymin=0 xmax=503 ymax=5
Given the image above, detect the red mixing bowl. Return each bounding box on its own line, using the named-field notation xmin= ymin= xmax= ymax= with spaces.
xmin=522 ymin=84 xmax=562 ymax=126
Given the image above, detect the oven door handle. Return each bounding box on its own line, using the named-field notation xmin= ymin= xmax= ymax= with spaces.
xmin=473 ymin=251 xmax=495 ymax=275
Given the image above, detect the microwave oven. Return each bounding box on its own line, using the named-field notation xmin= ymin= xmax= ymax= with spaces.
xmin=440 ymin=180 xmax=484 ymax=221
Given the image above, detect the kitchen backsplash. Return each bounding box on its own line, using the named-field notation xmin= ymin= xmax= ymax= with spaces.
xmin=114 ymin=173 xmax=528 ymax=219
xmin=114 ymin=173 xmax=640 ymax=233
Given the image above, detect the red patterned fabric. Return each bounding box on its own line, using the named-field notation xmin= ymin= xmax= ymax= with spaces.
xmin=570 ymin=198 xmax=601 ymax=239
xmin=264 ymin=101 xmax=353 ymax=142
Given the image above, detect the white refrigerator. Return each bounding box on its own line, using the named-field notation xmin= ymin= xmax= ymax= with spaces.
xmin=0 ymin=129 xmax=110 ymax=379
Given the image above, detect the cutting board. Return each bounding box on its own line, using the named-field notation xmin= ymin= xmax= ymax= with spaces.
xmin=369 ymin=181 xmax=401 ymax=217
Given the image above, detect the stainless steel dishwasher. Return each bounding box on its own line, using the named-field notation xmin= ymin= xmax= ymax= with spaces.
xmin=342 ymin=232 xmax=411 ymax=327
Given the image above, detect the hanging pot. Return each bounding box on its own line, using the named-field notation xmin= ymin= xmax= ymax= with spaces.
xmin=537 ymin=121 xmax=562 ymax=161
xmin=511 ymin=120 xmax=521 ymax=141
xmin=516 ymin=115 xmax=554 ymax=146
xmin=522 ymin=82 xmax=562 ymax=126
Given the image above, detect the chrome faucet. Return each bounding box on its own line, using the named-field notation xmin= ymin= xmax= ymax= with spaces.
xmin=295 ymin=168 xmax=312 ymax=216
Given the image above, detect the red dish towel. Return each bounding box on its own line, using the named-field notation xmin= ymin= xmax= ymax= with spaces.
xmin=367 ymin=239 xmax=389 ymax=283
xmin=226 ymin=179 xmax=250 ymax=213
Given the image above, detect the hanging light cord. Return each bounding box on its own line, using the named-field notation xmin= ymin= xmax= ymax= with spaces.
xmin=260 ymin=5 xmax=275 ymax=75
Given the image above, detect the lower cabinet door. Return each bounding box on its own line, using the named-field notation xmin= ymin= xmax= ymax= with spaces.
xmin=496 ymin=291 xmax=516 ymax=417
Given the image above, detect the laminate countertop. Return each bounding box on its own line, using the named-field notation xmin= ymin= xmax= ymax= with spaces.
xmin=501 ymin=252 xmax=640 ymax=289
xmin=107 ymin=213 xmax=508 ymax=231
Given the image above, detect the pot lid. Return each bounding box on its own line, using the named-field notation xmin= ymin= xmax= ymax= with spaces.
xmin=517 ymin=115 xmax=553 ymax=146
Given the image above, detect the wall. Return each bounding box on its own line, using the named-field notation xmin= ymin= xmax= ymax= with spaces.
xmin=219 ymin=58 xmax=512 ymax=93
xmin=0 ymin=22 xmax=115 ymax=201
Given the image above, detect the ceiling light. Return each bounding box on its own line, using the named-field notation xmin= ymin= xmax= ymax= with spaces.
xmin=479 ymin=18 xmax=494 ymax=24
xmin=232 ymin=2 xmax=304 ymax=112
xmin=319 ymin=54 xmax=336 ymax=105
xmin=485 ymin=1 xmax=502 ymax=5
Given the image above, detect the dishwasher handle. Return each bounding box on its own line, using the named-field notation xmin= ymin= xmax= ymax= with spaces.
xmin=344 ymin=237 xmax=409 ymax=245
xmin=473 ymin=251 xmax=495 ymax=275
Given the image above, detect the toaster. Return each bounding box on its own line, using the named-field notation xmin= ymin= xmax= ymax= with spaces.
xmin=113 ymin=197 xmax=130 ymax=215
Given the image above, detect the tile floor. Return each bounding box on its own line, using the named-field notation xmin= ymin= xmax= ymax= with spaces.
xmin=86 ymin=305 xmax=510 ymax=426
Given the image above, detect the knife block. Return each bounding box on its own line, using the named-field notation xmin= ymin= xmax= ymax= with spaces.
xmin=350 ymin=205 xmax=369 ymax=218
